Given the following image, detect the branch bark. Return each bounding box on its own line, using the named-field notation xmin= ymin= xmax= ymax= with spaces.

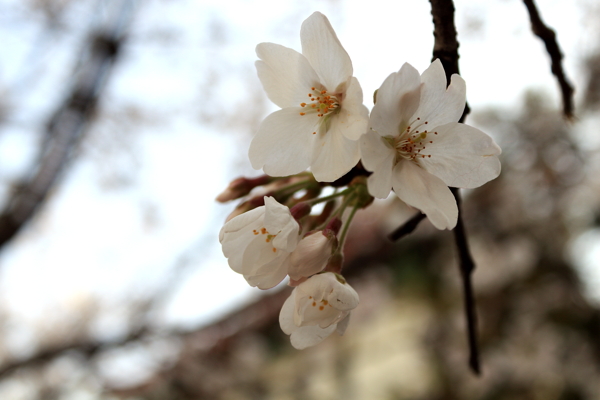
xmin=522 ymin=0 xmax=575 ymax=119
xmin=429 ymin=0 xmax=480 ymax=375
xmin=0 ymin=1 xmax=133 ymax=253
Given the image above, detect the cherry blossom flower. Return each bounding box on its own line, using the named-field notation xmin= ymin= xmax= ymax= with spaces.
xmin=360 ymin=60 xmax=501 ymax=229
xmin=219 ymin=196 xmax=300 ymax=289
xmin=249 ymin=12 xmax=369 ymax=182
xmin=279 ymin=272 xmax=359 ymax=349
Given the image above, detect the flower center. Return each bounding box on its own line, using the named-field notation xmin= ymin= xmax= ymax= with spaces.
xmin=298 ymin=87 xmax=340 ymax=123
xmin=389 ymin=117 xmax=437 ymax=162
xmin=252 ymin=227 xmax=278 ymax=253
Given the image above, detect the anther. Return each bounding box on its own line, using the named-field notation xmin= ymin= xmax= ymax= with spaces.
xmin=300 ymin=103 xmax=306 ymax=107
xmin=311 ymin=87 xmax=315 ymax=90
xmin=299 ymin=112 xmax=305 ymax=116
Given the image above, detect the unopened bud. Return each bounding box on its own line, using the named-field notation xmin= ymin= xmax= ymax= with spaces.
xmin=349 ymin=176 xmax=374 ymax=208
xmin=323 ymin=217 xmax=342 ymax=237
xmin=290 ymin=202 xmax=312 ymax=221
xmin=216 ymin=175 xmax=273 ymax=203
xmin=224 ymin=194 xmax=269 ymax=222
xmin=288 ymin=231 xmax=337 ymax=280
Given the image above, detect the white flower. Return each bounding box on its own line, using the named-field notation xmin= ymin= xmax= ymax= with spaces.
xmin=360 ymin=60 xmax=501 ymax=230
xmin=219 ymin=196 xmax=300 ymax=289
xmin=249 ymin=12 xmax=369 ymax=182
xmin=279 ymin=272 xmax=359 ymax=349
xmin=288 ymin=231 xmax=337 ymax=281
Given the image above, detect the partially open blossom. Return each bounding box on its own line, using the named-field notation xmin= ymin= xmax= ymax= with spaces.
xmin=219 ymin=196 xmax=300 ymax=289
xmin=249 ymin=12 xmax=369 ymax=182
xmin=360 ymin=60 xmax=501 ymax=229
xmin=279 ymin=272 xmax=359 ymax=349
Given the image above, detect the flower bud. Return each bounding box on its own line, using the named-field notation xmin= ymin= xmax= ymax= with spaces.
xmin=216 ymin=175 xmax=273 ymax=203
xmin=290 ymin=202 xmax=312 ymax=221
xmin=225 ymin=193 xmax=271 ymax=222
xmin=288 ymin=230 xmax=337 ymax=280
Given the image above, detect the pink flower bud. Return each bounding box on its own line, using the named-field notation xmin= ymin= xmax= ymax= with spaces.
xmin=288 ymin=231 xmax=337 ymax=280
xmin=216 ymin=175 xmax=273 ymax=203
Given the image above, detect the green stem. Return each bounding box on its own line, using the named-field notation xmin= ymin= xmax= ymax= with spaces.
xmin=306 ymin=187 xmax=353 ymax=206
xmin=275 ymin=179 xmax=314 ymax=195
xmin=337 ymin=202 xmax=360 ymax=251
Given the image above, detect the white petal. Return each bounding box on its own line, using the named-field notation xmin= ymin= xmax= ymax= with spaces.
xmin=220 ymin=207 xmax=265 ymax=273
xmin=245 ymin=254 xmax=289 ymax=289
xmin=310 ymin=117 xmax=360 ymax=182
xmin=279 ymin=291 xmax=297 ymax=335
xmin=370 ymin=63 xmax=421 ymax=135
xmin=336 ymin=77 xmax=369 ymax=140
xmin=256 ymin=43 xmax=321 ymax=109
xmin=300 ymin=12 xmax=353 ymax=91
xmin=392 ymin=160 xmax=458 ymax=230
xmin=264 ymin=197 xmax=300 ymax=252
xmin=241 ymin=234 xmax=280 ymax=275
xmin=326 ymin=280 xmax=359 ymax=311
xmin=359 ymin=129 xmax=393 ymax=171
xmin=366 ymin=160 xmax=395 ymax=199
xmin=219 ymin=206 xmax=264 ymax=241
xmin=417 ymin=123 xmax=502 ymax=188
xmin=249 ymin=108 xmax=318 ymax=177
xmin=290 ymin=324 xmax=337 ymax=349
xmin=413 ymin=59 xmax=466 ymax=128
xmin=336 ymin=313 xmax=351 ymax=335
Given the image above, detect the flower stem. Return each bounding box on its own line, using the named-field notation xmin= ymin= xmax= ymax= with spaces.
xmin=337 ymin=201 xmax=360 ymax=251
xmin=306 ymin=187 xmax=353 ymax=206
xmin=275 ymin=179 xmax=314 ymax=195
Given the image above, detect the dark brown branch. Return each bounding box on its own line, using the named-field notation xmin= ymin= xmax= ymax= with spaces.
xmin=388 ymin=213 xmax=426 ymax=241
xmin=523 ymin=0 xmax=575 ymax=119
xmin=0 ymin=326 xmax=149 ymax=380
xmin=0 ymin=3 xmax=131 ymax=253
xmin=429 ymin=0 xmax=480 ymax=375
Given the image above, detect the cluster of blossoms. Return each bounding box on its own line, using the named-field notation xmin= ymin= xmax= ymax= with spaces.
xmin=218 ymin=12 xmax=501 ymax=349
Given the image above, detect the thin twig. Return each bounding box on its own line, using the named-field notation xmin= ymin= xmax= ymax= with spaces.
xmin=523 ymin=0 xmax=575 ymax=119
xmin=429 ymin=0 xmax=481 ymax=375
xmin=388 ymin=213 xmax=425 ymax=241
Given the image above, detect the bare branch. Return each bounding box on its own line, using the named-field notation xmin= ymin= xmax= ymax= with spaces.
xmin=0 ymin=1 xmax=134 ymax=253
xmin=522 ymin=0 xmax=575 ymax=119
xmin=388 ymin=213 xmax=425 ymax=241
xmin=429 ymin=0 xmax=480 ymax=375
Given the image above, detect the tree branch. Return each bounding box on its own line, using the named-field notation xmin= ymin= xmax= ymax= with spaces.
xmin=0 ymin=1 xmax=133 ymax=253
xmin=522 ymin=0 xmax=575 ymax=119
xmin=388 ymin=213 xmax=426 ymax=241
xmin=429 ymin=0 xmax=480 ymax=375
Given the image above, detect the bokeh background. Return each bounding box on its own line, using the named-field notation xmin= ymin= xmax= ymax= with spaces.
xmin=0 ymin=0 xmax=600 ymax=398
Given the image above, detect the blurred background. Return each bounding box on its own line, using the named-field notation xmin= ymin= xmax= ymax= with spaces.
xmin=0 ymin=0 xmax=600 ymax=398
